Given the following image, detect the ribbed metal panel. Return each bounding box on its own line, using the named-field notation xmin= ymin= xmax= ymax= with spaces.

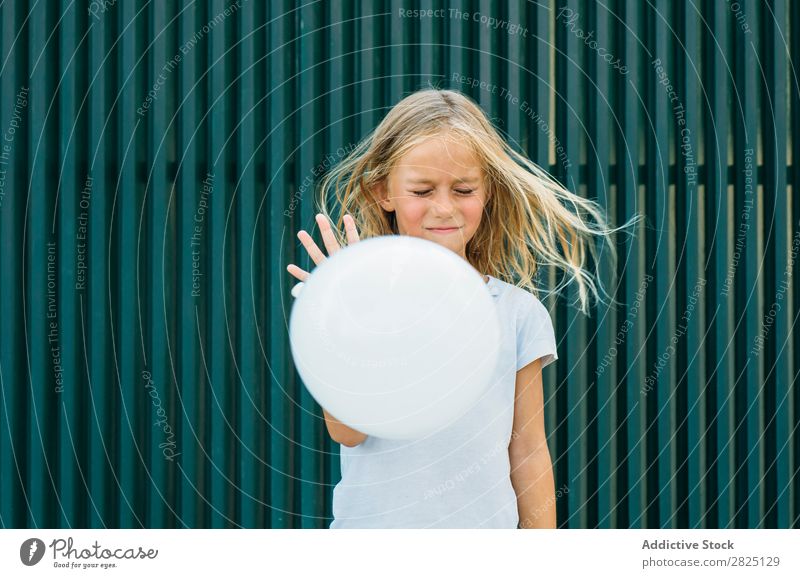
xmin=0 ymin=0 xmax=796 ymax=529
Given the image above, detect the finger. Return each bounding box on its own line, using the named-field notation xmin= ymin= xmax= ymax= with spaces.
xmin=286 ymin=263 xmax=310 ymax=282
xmin=297 ymin=230 xmax=327 ymax=265
xmin=316 ymin=213 xmax=342 ymax=256
xmin=344 ymin=214 xmax=360 ymax=244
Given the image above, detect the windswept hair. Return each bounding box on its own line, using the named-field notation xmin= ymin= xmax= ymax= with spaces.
xmin=315 ymin=88 xmax=641 ymax=315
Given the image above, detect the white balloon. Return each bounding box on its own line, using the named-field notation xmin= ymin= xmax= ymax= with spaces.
xmin=289 ymin=235 xmax=501 ymax=440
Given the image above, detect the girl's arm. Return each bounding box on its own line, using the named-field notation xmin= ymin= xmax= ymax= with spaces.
xmin=508 ymin=358 xmax=557 ymax=528
xmin=322 ymin=408 xmax=368 ymax=447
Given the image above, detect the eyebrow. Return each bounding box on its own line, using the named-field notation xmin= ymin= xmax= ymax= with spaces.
xmin=406 ymin=177 xmax=480 ymax=184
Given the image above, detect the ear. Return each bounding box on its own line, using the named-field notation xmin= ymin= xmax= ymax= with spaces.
xmin=375 ymin=180 xmax=395 ymax=212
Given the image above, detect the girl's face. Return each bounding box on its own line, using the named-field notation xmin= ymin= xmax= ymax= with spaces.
xmin=377 ymin=134 xmax=488 ymax=261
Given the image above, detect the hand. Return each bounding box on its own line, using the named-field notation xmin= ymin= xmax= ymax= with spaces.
xmin=286 ymin=213 xmax=361 ymax=283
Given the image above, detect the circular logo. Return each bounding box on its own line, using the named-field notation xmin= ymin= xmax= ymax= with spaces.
xmin=20 ymin=538 xmax=45 ymax=566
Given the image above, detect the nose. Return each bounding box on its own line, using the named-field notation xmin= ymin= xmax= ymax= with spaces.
xmin=430 ymin=189 xmax=456 ymax=217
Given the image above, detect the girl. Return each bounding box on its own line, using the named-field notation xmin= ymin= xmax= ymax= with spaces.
xmin=286 ymin=88 xmax=630 ymax=528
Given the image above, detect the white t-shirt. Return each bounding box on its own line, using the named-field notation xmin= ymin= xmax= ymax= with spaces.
xmin=329 ymin=274 xmax=559 ymax=528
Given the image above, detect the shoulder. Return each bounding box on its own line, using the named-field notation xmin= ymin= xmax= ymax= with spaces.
xmin=491 ymin=277 xmax=550 ymax=319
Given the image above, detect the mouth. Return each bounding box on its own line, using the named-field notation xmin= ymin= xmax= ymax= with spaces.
xmin=426 ymin=227 xmax=461 ymax=234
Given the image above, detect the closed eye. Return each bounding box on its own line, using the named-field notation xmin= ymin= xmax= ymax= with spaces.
xmin=410 ymin=189 xmax=474 ymax=196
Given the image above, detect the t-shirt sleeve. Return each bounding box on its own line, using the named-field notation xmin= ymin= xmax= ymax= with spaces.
xmin=516 ymin=294 xmax=558 ymax=371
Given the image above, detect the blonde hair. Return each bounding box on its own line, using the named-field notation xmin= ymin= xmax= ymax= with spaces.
xmin=316 ymin=88 xmax=640 ymax=315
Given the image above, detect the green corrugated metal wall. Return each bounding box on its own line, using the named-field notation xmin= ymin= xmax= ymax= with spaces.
xmin=0 ymin=0 xmax=797 ymax=528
